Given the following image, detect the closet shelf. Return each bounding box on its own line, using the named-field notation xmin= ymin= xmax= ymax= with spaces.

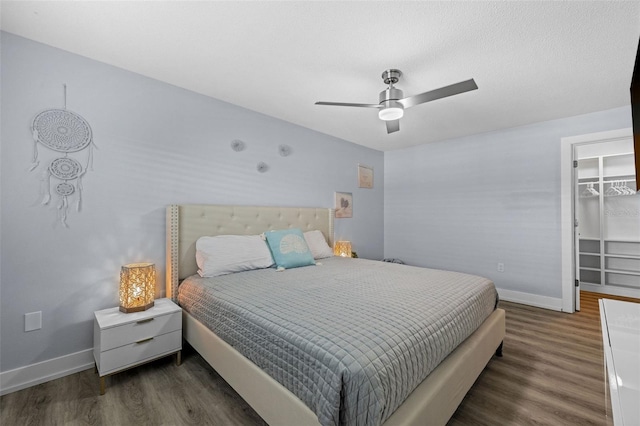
xmin=605 ymin=269 xmax=640 ymax=277
xmin=580 ymin=267 xmax=601 ymax=272
xmin=603 ymin=174 xmax=636 ymax=180
xmin=604 ymin=253 xmax=640 ymax=260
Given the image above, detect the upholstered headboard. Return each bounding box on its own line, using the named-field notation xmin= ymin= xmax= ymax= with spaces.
xmin=166 ymin=204 xmax=334 ymax=301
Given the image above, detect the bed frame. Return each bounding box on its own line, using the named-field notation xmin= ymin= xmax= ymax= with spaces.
xmin=166 ymin=204 xmax=505 ymax=426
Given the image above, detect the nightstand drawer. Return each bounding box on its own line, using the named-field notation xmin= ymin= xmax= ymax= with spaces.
xmin=100 ymin=311 xmax=181 ymax=351
xmin=98 ymin=329 xmax=181 ymax=375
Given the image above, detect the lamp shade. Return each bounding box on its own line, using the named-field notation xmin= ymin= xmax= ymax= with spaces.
xmin=334 ymin=241 xmax=352 ymax=258
xmin=119 ymin=263 xmax=155 ymax=313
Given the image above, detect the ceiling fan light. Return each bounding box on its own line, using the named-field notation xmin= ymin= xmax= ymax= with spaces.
xmin=378 ymin=106 xmax=404 ymax=121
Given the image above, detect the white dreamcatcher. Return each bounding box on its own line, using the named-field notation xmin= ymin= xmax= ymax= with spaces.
xmin=29 ymin=85 xmax=95 ymax=227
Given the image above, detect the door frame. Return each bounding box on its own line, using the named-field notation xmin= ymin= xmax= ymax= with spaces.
xmin=560 ymin=128 xmax=633 ymax=313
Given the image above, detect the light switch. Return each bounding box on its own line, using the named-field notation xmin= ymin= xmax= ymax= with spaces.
xmin=25 ymin=311 xmax=42 ymax=332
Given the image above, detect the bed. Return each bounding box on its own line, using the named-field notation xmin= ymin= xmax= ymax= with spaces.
xmin=166 ymin=204 xmax=505 ymax=426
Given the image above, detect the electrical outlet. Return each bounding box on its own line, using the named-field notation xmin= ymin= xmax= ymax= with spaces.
xmin=497 ymin=263 xmax=505 ymax=273
xmin=25 ymin=311 xmax=42 ymax=332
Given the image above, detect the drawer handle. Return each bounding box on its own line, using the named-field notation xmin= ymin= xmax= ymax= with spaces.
xmin=136 ymin=337 xmax=154 ymax=344
xmin=136 ymin=318 xmax=154 ymax=324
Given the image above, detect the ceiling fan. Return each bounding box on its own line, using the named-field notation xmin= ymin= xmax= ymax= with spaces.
xmin=315 ymin=69 xmax=477 ymax=134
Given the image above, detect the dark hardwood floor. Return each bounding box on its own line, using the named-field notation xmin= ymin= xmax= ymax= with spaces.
xmin=1 ymin=291 xmax=637 ymax=425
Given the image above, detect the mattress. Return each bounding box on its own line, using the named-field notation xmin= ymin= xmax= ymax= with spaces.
xmin=178 ymin=257 xmax=498 ymax=426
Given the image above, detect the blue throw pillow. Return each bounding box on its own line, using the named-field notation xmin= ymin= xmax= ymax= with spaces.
xmin=264 ymin=228 xmax=316 ymax=270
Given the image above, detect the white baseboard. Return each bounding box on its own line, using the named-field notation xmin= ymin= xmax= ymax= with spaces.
xmin=0 ymin=349 xmax=94 ymax=396
xmin=497 ymin=288 xmax=563 ymax=312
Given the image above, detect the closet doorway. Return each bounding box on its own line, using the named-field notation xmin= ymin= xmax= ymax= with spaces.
xmin=575 ymin=135 xmax=639 ymax=307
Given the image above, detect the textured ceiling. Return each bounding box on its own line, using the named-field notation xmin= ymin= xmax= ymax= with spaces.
xmin=1 ymin=1 xmax=639 ymax=151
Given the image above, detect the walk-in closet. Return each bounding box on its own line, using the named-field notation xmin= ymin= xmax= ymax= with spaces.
xmin=576 ymin=138 xmax=639 ymax=298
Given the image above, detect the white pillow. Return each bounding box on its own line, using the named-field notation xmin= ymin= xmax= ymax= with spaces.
xmin=196 ymin=235 xmax=274 ymax=277
xmin=303 ymin=230 xmax=334 ymax=259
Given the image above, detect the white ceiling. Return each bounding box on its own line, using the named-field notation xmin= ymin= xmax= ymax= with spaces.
xmin=1 ymin=1 xmax=639 ymax=151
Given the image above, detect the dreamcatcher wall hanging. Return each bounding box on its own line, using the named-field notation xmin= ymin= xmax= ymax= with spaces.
xmin=29 ymin=84 xmax=95 ymax=227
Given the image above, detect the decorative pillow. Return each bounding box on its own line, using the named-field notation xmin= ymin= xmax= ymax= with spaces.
xmin=196 ymin=235 xmax=274 ymax=277
xmin=264 ymin=228 xmax=316 ymax=269
xmin=304 ymin=230 xmax=334 ymax=259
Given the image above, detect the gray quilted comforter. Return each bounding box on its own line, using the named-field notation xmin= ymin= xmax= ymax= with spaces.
xmin=178 ymin=257 xmax=498 ymax=426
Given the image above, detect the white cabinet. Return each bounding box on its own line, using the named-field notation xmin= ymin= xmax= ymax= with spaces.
xmin=578 ymin=150 xmax=640 ymax=297
xmin=599 ymin=299 xmax=640 ymax=425
xmin=93 ymin=298 xmax=182 ymax=394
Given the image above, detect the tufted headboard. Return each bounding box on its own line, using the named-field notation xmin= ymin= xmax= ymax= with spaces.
xmin=166 ymin=204 xmax=334 ymax=302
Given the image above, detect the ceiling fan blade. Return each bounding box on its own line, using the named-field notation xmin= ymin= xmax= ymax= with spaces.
xmin=398 ymin=79 xmax=478 ymax=109
xmin=315 ymin=101 xmax=381 ymax=108
xmin=386 ymin=119 xmax=400 ymax=134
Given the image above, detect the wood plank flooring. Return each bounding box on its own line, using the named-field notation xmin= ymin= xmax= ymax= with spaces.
xmin=1 ymin=292 xmax=638 ymax=426
xmin=449 ymin=291 xmax=637 ymax=426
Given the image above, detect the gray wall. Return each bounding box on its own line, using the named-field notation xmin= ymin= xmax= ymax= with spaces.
xmin=384 ymin=106 xmax=632 ymax=299
xmin=0 ymin=32 xmax=384 ymax=372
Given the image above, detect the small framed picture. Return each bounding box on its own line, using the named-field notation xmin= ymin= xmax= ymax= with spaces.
xmin=335 ymin=192 xmax=353 ymax=218
xmin=358 ymin=164 xmax=373 ymax=188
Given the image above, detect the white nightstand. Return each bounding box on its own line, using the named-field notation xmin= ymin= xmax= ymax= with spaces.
xmin=93 ymin=298 xmax=182 ymax=394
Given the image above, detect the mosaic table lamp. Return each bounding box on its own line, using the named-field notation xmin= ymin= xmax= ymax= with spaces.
xmin=119 ymin=263 xmax=155 ymax=313
xmin=334 ymin=241 xmax=352 ymax=258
